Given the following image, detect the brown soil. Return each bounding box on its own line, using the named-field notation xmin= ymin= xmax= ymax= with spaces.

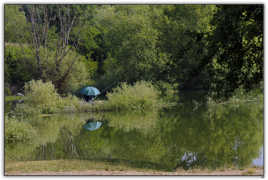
xmin=6 ymin=168 xmax=264 ymax=176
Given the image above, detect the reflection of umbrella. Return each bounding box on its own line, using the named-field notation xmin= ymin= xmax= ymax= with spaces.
xmin=79 ymin=86 xmax=101 ymax=96
xmin=83 ymin=121 xmax=102 ymax=131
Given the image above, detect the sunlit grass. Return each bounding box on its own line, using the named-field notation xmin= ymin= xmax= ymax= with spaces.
xmin=242 ymin=168 xmax=257 ymax=175
xmin=5 ymin=160 xmax=155 ymax=174
xmin=5 ymin=96 xmax=22 ymax=102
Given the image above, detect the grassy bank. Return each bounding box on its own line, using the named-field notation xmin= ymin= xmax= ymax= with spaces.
xmin=5 ymin=160 xmax=263 ymax=176
xmin=5 ymin=96 xmax=22 ymax=102
xmin=5 ymin=160 xmax=157 ymax=174
xmin=11 ymin=80 xmax=170 ymax=115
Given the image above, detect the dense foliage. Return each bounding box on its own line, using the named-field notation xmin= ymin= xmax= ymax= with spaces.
xmin=4 ymin=4 xmax=264 ymax=172
xmin=4 ymin=4 xmax=263 ymax=100
xmin=14 ymin=80 xmax=96 ymax=115
xmin=104 ymin=81 xmax=166 ymax=112
xmin=207 ymin=5 xmax=263 ymax=98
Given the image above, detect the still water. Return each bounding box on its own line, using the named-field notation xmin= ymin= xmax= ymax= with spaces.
xmin=5 ymin=101 xmax=263 ymax=171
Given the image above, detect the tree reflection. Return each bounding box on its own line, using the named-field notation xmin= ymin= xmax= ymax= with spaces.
xmin=6 ymin=99 xmax=263 ymax=170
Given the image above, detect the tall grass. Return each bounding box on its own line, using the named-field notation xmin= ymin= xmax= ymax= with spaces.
xmin=13 ymin=80 xmax=172 ymax=115
xmin=60 ymin=94 xmax=93 ymax=113
xmin=14 ymin=80 xmax=94 ymax=115
xmin=101 ymin=81 xmax=166 ymax=112
xmin=23 ymin=80 xmax=61 ymax=114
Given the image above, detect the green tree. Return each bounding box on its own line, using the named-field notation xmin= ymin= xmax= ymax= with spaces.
xmin=4 ymin=44 xmax=38 ymax=91
xmin=207 ymin=5 xmax=263 ymax=98
xmin=22 ymin=5 xmax=93 ymax=93
xmin=155 ymin=5 xmax=216 ymax=91
xmin=4 ymin=5 xmax=93 ymax=93
xmin=93 ymin=5 xmax=166 ymax=89
xmin=4 ymin=5 xmax=31 ymax=43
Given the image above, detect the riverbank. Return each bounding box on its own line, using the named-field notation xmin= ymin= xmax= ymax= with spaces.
xmin=5 ymin=160 xmax=263 ymax=176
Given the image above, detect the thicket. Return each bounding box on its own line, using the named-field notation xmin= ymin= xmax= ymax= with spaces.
xmin=102 ymin=81 xmax=167 ymax=112
xmin=4 ymin=5 xmax=263 ymax=100
xmin=13 ymin=80 xmax=173 ymax=115
xmin=13 ymin=80 xmax=96 ymax=115
xmin=4 ymin=43 xmax=37 ymax=92
xmin=4 ymin=43 xmax=91 ymax=94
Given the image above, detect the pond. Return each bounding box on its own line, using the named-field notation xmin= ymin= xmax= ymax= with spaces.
xmin=5 ymin=101 xmax=263 ymax=171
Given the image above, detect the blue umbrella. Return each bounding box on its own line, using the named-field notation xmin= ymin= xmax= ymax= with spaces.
xmin=83 ymin=121 xmax=102 ymax=131
xmin=79 ymin=86 xmax=101 ymax=96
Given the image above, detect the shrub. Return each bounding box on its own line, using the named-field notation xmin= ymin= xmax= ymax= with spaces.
xmin=60 ymin=94 xmax=92 ymax=113
xmin=23 ymin=80 xmax=61 ymax=114
xmin=14 ymin=103 xmax=41 ymax=117
xmin=13 ymin=80 xmax=95 ymax=114
xmin=14 ymin=80 xmax=172 ymax=114
xmin=105 ymin=81 xmax=165 ymax=112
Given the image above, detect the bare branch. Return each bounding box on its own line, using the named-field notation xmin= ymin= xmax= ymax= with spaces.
xmin=29 ymin=5 xmax=42 ymax=77
xmin=28 ymin=5 xmax=82 ymax=91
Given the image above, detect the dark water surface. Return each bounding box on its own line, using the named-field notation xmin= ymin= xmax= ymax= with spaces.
xmin=5 ymin=101 xmax=263 ymax=171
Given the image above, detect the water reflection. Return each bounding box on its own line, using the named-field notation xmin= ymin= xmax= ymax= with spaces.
xmin=252 ymin=147 xmax=263 ymax=167
xmin=5 ymin=101 xmax=263 ymax=170
xmin=83 ymin=120 xmax=102 ymax=131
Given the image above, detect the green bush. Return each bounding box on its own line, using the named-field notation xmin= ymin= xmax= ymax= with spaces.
xmin=5 ymin=5 xmax=31 ymax=43
xmin=5 ymin=115 xmax=37 ymax=144
xmin=14 ymin=103 xmax=41 ymax=117
xmin=23 ymin=80 xmax=61 ymax=114
xmin=14 ymin=80 xmax=172 ymax=114
xmin=60 ymin=94 xmax=92 ymax=113
xmin=104 ymin=81 xmax=165 ymax=112
xmin=13 ymin=80 xmax=94 ymax=115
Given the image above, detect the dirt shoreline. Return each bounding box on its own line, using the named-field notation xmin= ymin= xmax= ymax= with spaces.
xmin=6 ymin=169 xmax=264 ymax=176
xmin=5 ymin=160 xmax=263 ymax=176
